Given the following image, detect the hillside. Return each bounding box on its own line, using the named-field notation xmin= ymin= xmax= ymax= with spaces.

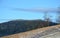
xmin=0 ymin=19 xmax=57 ymax=37
xmin=1 ymin=25 xmax=60 ymax=38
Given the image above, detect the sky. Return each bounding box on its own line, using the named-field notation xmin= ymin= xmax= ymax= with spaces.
xmin=0 ymin=0 xmax=60 ymax=23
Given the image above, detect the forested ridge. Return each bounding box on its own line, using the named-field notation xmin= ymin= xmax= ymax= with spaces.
xmin=0 ymin=19 xmax=57 ymax=37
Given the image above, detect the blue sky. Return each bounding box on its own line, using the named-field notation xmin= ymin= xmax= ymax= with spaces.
xmin=0 ymin=0 xmax=60 ymax=23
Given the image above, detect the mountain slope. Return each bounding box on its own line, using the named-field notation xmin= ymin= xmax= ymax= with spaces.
xmin=1 ymin=25 xmax=60 ymax=38
xmin=0 ymin=19 xmax=58 ymax=37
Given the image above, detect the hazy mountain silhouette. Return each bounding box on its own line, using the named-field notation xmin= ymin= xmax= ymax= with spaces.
xmin=0 ymin=19 xmax=58 ymax=37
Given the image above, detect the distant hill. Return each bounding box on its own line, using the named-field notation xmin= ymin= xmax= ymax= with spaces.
xmin=0 ymin=19 xmax=58 ymax=37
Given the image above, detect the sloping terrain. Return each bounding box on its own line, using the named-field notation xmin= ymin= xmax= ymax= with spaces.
xmin=0 ymin=19 xmax=57 ymax=37
xmin=1 ymin=25 xmax=60 ymax=38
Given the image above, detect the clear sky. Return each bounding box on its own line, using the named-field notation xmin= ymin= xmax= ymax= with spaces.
xmin=0 ymin=0 xmax=60 ymax=23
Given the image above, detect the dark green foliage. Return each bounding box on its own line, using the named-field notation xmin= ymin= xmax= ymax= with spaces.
xmin=0 ymin=19 xmax=57 ymax=37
